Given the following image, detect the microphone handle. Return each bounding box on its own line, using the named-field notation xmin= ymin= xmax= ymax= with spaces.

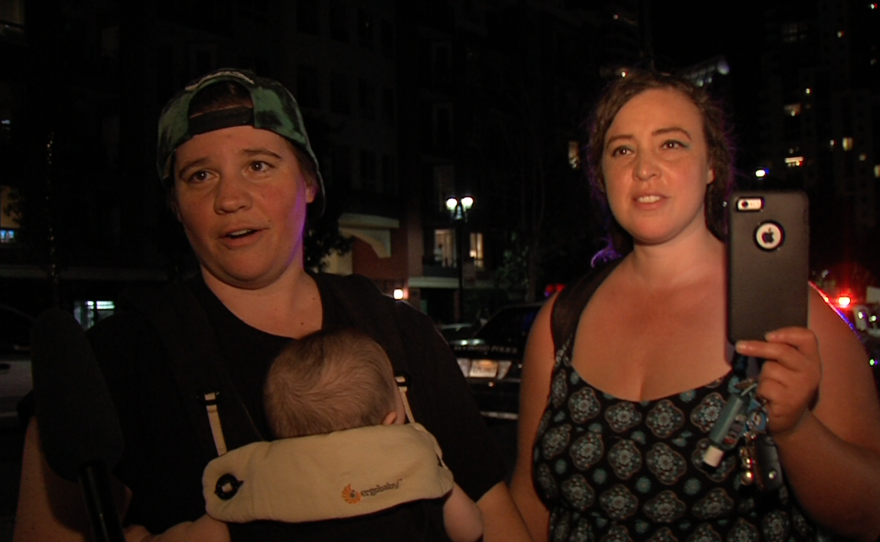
xmin=77 ymin=461 xmax=127 ymax=542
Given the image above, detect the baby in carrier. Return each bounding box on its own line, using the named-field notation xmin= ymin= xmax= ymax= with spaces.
xmin=126 ymin=328 xmax=483 ymax=542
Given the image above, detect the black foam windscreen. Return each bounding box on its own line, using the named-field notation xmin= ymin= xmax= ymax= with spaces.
xmin=30 ymin=308 xmax=124 ymax=481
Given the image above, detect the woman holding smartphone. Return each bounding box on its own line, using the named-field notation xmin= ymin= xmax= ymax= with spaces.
xmin=510 ymin=69 xmax=880 ymax=542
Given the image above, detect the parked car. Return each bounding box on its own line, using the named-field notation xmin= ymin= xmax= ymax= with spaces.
xmin=451 ymin=302 xmax=544 ymax=420
xmin=438 ymin=322 xmax=475 ymax=342
xmin=0 ymin=303 xmax=34 ymax=428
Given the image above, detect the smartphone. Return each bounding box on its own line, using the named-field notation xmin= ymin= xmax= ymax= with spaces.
xmin=727 ymin=190 xmax=810 ymax=343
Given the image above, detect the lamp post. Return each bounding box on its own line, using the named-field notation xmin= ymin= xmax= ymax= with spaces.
xmin=446 ymin=196 xmax=474 ymax=323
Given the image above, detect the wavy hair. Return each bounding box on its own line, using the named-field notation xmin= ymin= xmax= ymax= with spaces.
xmin=584 ymin=69 xmax=735 ymax=258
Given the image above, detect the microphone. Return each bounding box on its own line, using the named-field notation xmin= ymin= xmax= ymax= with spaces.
xmin=30 ymin=308 xmax=126 ymax=542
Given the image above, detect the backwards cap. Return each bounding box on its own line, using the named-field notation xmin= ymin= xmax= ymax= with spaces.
xmin=157 ymin=68 xmax=325 ymax=216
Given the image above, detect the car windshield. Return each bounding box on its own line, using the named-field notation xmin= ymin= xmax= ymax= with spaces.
xmin=473 ymin=306 xmax=540 ymax=346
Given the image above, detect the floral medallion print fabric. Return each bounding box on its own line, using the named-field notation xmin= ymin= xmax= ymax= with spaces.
xmin=532 ymin=340 xmax=827 ymax=542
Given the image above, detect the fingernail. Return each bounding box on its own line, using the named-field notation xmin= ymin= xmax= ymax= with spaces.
xmin=765 ymin=331 xmax=777 ymax=341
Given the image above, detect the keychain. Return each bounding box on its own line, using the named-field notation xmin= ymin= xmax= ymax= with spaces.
xmin=703 ymin=379 xmax=785 ymax=491
xmin=703 ymin=380 xmax=756 ymax=467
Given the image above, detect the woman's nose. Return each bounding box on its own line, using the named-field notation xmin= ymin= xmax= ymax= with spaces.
xmin=213 ymin=175 xmax=252 ymax=214
xmin=634 ymin=151 xmax=660 ymax=181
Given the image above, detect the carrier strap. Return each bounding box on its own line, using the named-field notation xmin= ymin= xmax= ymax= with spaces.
xmin=311 ymin=273 xmax=415 ymax=421
xmin=201 ymin=392 xmax=228 ymax=456
xmin=120 ymin=284 xmax=263 ymax=459
xmin=395 ymin=375 xmax=416 ymax=424
xmin=550 ymin=259 xmax=621 ymax=353
xmin=122 ymin=273 xmax=413 ymax=461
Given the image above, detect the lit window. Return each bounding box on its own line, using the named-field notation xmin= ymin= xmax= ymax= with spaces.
xmin=469 ymin=232 xmax=484 ymax=269
xmin=805 ymin=88 xmax=812 ymax=95
xmin=859 ymin=154 xmax=867 ymax=162
xmin=837 ymin=31 xmax=845 ymax=38
xmin=434 ymin=229 xmax=455 ymax=267
xmin=784 ymin=103 xmax=802 ymax=116
xmin=568 ymin=141 xmax=580 ymax=170
xmin=785 ymin=156 xmax=805 ymax=167
xmin=874 ymin=165 xmax=880 ymax=178
xmin=74 ymin=300 xmax=116 ymax=329
xmin=1 ymin=185 xmax=21 ymax=233
xmin=829 ymin=139 xmax=836 ymax=149
xmin=782 ymin=21 xmax=807 ymax=42
xmin=842 ymin=137 xmax=854 ymax=151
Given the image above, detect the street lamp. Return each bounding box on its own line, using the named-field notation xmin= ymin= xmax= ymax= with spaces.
xmin=445 ymin=196 xmax=474 ymax=322
xmin=446 ymin=196 xmax=474 ymax=220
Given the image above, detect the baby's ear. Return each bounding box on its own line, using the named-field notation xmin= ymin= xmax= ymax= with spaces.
xmin=382 ymin=411 xmax=398 ymax=426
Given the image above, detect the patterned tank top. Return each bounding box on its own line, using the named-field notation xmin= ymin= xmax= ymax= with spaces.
xmin=532 ymin=338 xmax=832 ymax=542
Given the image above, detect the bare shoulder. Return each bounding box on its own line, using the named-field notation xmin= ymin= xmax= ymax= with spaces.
xmin=808 ymin=285 xmax=869 ymax=365
xmin=523 ymin=295 xmax=557 ymax=369
xmin=518 ymin=295 xmax=558 ymax=424
xmin=808 ymin=285 xmax=880 ymax=448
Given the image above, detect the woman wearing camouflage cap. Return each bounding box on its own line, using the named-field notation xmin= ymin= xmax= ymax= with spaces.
xmin=14 ymin=69 xmax=531 ymax=542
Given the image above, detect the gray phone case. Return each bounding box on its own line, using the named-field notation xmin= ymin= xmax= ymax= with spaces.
xmin=727 ymin=190 xmax=810 ymax=342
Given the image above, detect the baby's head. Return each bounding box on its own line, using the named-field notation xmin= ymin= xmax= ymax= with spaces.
xmin=264 ymin=329 xmax=405 ymax=439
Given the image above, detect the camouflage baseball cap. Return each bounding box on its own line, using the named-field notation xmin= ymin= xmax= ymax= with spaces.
xmin=157 ymin=68 xmax=325 ymax=215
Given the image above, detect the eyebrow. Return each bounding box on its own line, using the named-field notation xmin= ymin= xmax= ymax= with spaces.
xmin=654 ymin=126 xmax=692 ymax=139
xmin=241 ymin=148 xmax=284 ymax=160
xmin=605 ymin=126 xmax=693 ymax=147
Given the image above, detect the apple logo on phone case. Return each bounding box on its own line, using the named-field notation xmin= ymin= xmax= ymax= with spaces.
xmin=755 ymin=222 xmax=784 ymax=251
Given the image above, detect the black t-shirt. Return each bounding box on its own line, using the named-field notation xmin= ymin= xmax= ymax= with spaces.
xmin=81 ymin=273 xmax=503 ymax=539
